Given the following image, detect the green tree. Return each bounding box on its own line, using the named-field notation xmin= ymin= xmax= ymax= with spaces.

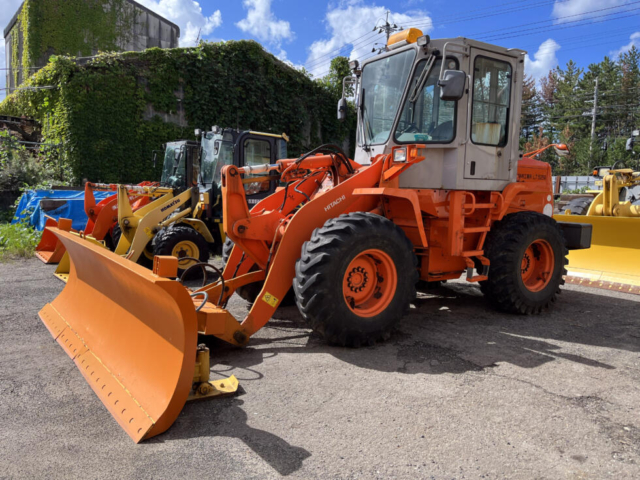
xmin=318 ymin=57 xmax=353 ymax=99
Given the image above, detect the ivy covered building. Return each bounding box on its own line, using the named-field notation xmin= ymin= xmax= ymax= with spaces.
xmin=4 ymin=0 xmax=180 ymax=93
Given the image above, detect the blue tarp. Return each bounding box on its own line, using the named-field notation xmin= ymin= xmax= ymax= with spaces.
xmin=12 ymin=189 xmax=112 ymax=231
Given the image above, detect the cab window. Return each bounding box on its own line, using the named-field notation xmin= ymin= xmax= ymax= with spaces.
xmin=394 ymin=58 xmax=457 ymax=144
xmin=471 ymin=57 xmax=512 ymax=147
xmin=243 ymin=138 xmax=272 ymax=195
xmin=244 ymin=139 xmax=271 ymax=166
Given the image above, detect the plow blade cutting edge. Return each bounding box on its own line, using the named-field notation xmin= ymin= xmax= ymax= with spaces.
xmin=556 ymin=214 xmax=640 ymax=294
xmin=39 ymin=228 xmax=198 ymax=442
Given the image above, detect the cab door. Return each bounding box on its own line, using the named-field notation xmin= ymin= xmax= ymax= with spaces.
xmin=464 ymin=50 xmax=517 ymax=182
xmin=238 ymin=134 xmax=279 ymax=206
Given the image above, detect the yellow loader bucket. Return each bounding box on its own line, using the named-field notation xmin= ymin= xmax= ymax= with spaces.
xmin=556 ymin=214 xmax=640 ymax=294
xmin=39 ymin=228 xmax=198 ymax=442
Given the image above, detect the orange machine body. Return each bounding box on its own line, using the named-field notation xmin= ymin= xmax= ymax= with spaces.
xmin=38 ymin=144 xmax=553 ymax=442
xmin=196 ymin=145 xmax=552 ymax=344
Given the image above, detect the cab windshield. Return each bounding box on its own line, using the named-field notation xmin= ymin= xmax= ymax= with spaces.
xmin=359 ymin=48 xmax=415 ymax=146
xmin=160 ymin=142 xmax=187 ymax=188
xmin=201 ymin=132 xmax=234 ymax=187
xmin=394 ymin=58 xmax=457 ymax=144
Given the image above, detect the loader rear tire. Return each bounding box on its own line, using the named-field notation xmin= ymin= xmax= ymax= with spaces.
xmin=480 ymin=212 xmax=567 ymax=315
xmin=154 ymin=225 xmax=210 ymax=274
xmin=294 ymin=212 xmax=418 ymax=347
xmin=222 ymin=238 xmax=296 ymax=306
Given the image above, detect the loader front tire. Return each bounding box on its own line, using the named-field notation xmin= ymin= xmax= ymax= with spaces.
xmin=154 ymin=225 xmax=210 ymax=274
xmin=294 ymin=212 xmax=418 ymax=347
xmin=480 ymin=212 xmax=567 ymax=315
xmin=111 ymin=223 xmax=153 ymax=267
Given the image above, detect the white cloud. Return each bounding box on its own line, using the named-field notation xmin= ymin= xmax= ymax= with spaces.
xmin=525 ymin=39 xmax=561 ymax=81
xmin=275 ymin=48 xmax=304 ymax=70
xmin=236 ymin=0 xmax=293 ymax=46
xmin=610 ymin=31 xmax=640 ymax=58
xmin=552 ymin=0 xmax=625 ymax=23
xmin=306 ymin=1 xmax=431 ymax=78
xmin=136 ymin=0 xmax=222 ymax=47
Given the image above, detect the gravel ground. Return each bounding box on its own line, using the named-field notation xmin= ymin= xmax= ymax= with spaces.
xmin=1 ymin=258 xmax=639 ymax=479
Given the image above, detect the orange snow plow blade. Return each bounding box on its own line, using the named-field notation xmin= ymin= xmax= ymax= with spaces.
xmin=35 ymin=217 xmax=73 ymax=264
xmin=38 ymin=228 xmax=199 ymax=442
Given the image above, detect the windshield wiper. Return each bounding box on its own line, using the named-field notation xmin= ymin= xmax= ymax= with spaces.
xmin=359 ymin=88 xmax=371 ymax=149
xmin=408 ymin=55 xmax=436 ymax=104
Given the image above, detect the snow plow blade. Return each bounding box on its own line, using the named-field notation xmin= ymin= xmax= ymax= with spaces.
xmin=35 ymin=217 xmax=73 ymax=264
xmin=38 ymin=228 xmax=198 ymax=442
xmin=556 ymin=214 xmax=640 ymax=294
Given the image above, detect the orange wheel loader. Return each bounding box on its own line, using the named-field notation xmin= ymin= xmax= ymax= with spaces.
xmin=35 ymin=181 xmax=157 ymax=264
xmin=38 ymin=31 xmax=592 ymax=442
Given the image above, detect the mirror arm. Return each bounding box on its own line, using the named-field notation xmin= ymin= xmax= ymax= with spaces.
xmin=438 ymin=42 xmax=469 ymax=82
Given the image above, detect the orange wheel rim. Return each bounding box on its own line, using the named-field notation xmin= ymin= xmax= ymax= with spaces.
xmin=342 ymin=249 xmax=397 ymax=317
xmin=520 ymin=239 xmax=555 ymax=292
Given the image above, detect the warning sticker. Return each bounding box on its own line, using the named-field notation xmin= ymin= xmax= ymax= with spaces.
xmin=262 ymin=292 xmax=279 ymax=307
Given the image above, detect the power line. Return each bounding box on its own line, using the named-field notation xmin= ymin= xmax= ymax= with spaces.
xmin=303 ymin=0 xmax=550 ymax=70
xmin=304 ymin=0 xmax=577 ymax=72
xmin=310 ymin=1 xmax=640 ymax=77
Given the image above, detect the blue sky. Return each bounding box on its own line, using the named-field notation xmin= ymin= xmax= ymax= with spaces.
xmin=2 ymin=0 xmax=640 ymax=99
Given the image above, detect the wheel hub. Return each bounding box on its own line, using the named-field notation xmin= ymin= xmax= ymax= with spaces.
xmin=347 ymin=266 xmax=369 ymax=292
xmin=521 ymin=253 xmax=531 ymax=275
xmin=342 ymin=249 xmax=398 ymax=318
xmin=520 ymin=240 xmax=555 ymax=292
xmin=171 ymin=240 xmax=199 ymax=267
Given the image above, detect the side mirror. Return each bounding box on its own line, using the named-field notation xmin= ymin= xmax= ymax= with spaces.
xmin=337 ymin=98 xmax=348 ymax=122
xmin=554 ymin=144 xmax=570 ymax=157
xmin=438 ymin=70 xmax=466 ymax=101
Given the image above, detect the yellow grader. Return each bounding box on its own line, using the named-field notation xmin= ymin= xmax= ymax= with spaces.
xmin=557 ymin=167 xmax=640 ymax=293
xmin=38 ymin=30 xmax=591 ymax=442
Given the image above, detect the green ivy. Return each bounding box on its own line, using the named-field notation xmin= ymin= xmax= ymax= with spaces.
xmin=9 ymin=0 xmax=133 ymax=81
xmin=0 ymin=41 xmax=356 ymax=184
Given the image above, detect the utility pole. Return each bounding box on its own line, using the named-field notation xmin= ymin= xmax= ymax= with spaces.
xmin=371 ymin=11 xmax=403 ymax=54
xmin=589 ymin=76 xmax=599 ymax=170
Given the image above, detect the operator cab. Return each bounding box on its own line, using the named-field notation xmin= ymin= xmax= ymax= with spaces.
xmin=198 ymin=126 xmax=289 ymax=217
xmin=342 ymin=29 xmax=525 ymax=192
xmin=159 ymin=140 xmax=201 ymax=190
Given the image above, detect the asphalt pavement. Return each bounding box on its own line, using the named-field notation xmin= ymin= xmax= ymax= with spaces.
xmin=1 ymin=258 xmax=639 ymax=479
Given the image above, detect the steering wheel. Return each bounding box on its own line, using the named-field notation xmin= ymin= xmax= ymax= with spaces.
xmin=399 ymin=123 xmax=419 ymax=135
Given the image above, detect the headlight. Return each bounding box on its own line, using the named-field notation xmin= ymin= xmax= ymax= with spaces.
xmin=393 ymin=148 xmax=407 ymax=163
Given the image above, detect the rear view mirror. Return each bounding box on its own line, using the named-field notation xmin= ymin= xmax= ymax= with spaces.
xmin=554 ymin=144 xmax=569 ymax=157
xmin=438 ymin=70 xmax=466 ymax=101
xmin=337 ymin=98 xmax=348 ymax=121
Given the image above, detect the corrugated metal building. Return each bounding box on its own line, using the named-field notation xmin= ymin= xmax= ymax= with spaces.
xmin=4 ymin=0 xmax=180 ymax=93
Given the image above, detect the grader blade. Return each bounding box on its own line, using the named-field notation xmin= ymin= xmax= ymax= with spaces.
xmin=39 ymin=228 xmax=199 ymax=442
xmin=556 ymin=214 xmax=640 ymax=294
xmin=35 ymin=217 xmax=73 ymax=264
